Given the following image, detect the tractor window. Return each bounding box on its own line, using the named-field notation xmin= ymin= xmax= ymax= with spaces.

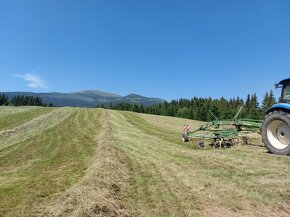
xmin=282 ymin=82 xmax=290 ymax=101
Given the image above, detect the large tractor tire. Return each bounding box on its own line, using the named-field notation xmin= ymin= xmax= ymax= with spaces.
xmin=262 ymin=110 xmax=290 ymax=155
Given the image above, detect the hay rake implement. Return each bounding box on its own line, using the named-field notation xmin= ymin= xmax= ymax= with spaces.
xmin=182 ymin=107 xmax=262 ymax=148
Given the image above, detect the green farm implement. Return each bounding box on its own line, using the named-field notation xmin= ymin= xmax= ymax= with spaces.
xmin=182 ymin=107 xmax=262 ymax=148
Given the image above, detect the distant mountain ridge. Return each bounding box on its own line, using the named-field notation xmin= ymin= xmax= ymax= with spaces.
xmin=1 ymin=90 xmax=164 ymax=107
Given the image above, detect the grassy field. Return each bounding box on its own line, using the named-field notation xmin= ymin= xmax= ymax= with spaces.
xmin=0 ymin=106 xmax=289 ymax=217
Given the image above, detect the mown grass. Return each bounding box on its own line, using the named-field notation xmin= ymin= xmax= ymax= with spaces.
xmin=109 ymin=110 xmax=290 ymax=216
xmin=0 ymin=106 xmax=40 ymax=117
xmin=109 ymin=111 xmax=203 ymax=216
xmin=0 ymin=107 xmax=75 ymax=150
xmin=1 ymin=107 xmax=289 ymax=217
xmin=0 ymin=107 xmax=53 ymax=131
xmin=121 ymin=111 xmax=185 ymax=145
xmin=0 ymin=108 xmax=102 ymax=216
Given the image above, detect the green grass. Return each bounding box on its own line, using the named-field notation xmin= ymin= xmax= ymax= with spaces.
xmin=109 ymin=110 xmax=290 ymax=216
xmin=0 ymin=107 xmax=289 ymax=217
xmin=0 ymin=107 xmax=53 ymax=131
xmin=0 ymin=108 xmax=101 ymax=216
xmin=0 ymin=106 xmax=40 ymax=117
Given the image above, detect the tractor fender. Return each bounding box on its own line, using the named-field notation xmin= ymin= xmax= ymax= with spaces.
xmin=266 ymin=103 xmax=290 ymax=114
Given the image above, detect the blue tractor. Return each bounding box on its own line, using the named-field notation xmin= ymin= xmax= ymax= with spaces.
xmin=262 ymin=78 xmax=290 ymax=155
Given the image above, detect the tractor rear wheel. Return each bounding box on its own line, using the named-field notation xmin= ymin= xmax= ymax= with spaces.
xmin=262 ymin=110 xmax=290 ymax=155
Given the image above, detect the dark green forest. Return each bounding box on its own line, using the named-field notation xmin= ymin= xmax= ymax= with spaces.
xmin=0 ymin=94 xmax=53 ymax=107
xmin=106 ymin=90 xmax=277 ymax=121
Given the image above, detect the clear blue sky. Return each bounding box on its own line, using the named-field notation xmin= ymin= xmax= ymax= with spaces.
xmin=0 ymin=0 xmax=289 ymax=102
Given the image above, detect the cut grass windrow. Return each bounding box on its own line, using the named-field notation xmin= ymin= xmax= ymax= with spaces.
xmin=0 ymin=108 xmax=102 ymax=216
xmin=0 ymin=107 xmax=53 ymax=131
xmin=0 ymin=107 xmax=74 ymax=150
xmin=45 ymin=109 xmax=132 ymax=217
xmin=0 ymin=106 xmax=40 ymax=117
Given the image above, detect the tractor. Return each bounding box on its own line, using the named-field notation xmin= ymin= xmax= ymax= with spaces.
xmin=182 ymin=78 xmax=290 ymax=155
xmin=262 ymin=78 xmax=290 ymax=155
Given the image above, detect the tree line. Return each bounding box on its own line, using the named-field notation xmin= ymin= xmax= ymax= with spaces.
xmin=0 ymin=94 xmax=53 ymax=107
xmin=105 ymin=90 xmax=277 ymax=121
xmin=1 ymin=90 xmax=277 ymax=121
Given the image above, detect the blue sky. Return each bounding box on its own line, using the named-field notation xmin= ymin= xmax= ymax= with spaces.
xmin=0 ymin=0 xmax=289 ymax=102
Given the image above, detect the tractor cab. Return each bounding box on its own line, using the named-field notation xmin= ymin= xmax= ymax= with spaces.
xmin=275 ymin=78 xmax=290 ymax=103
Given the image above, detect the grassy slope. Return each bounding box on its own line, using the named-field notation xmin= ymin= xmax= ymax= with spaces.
xmin=0 ymin=106 xmax=40 ymax=117
xmin=0 ymin=107 xmax=53 ymax=131
xmin=110 ymin=111 xmax=290 ymax=217
xmin=0 ymin=108 xmax=101 ymax=216
xmin=0 ymin=107 xmax=289 ymax=217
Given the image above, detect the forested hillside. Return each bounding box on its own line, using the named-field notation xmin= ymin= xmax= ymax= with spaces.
xmin=0 ymin=94 xmax=52 ymax=107
xmin=111 ymin=91 xmax=277 ymax=121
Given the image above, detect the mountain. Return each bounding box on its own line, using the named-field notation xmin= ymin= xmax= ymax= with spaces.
xmin=1 ymin=90 xmax=164 ymax=107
